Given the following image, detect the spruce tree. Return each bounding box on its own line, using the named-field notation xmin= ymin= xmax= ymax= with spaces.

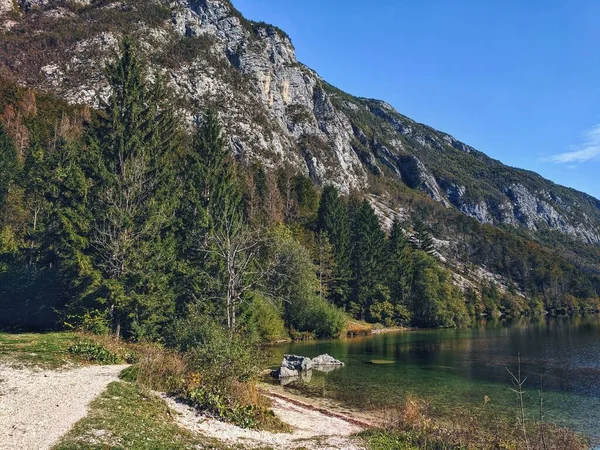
xmin=85 ymin=38 xmax=179 ymax=339
xmin=193 ymin=109 xmax=241 ymax=225
xmin=411 ymin=218 xmax=435 ymax=254
xmin=349 ymin=199 xmax=387 ymax=320
xmin=186 ymin=109 xmax=251 ymax=329
xmin=0 ymin=124 xmax=19 ymax=215
xmin=387 ymin=217 xmax=410 ymax=306
xmin=317 ymin=185 xmax=351 ymax=308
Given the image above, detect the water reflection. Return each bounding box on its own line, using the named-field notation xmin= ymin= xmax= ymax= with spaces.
xmin=270 ymin=316 xmax=600 ymax=441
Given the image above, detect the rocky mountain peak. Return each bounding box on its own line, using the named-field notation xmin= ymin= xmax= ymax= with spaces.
xmin=1 ymin=0 xmax=599 ymax=245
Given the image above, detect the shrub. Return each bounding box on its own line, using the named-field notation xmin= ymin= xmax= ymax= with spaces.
xmin=129 ymin=344 xmax=187 ymax=393
xmin=167 ymin=309 xmax=271 ymax=428
xmin=267 ymin=225 xmax=347 ymax=338
xmin=68 ymin=341 xmax=119 ymax=364
xmin=241 ymin=293 xmax=288 ymax=343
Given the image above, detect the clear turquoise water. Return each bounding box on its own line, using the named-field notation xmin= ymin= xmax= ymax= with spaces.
xmin=269 ymin=316 xmax=600 ymax=442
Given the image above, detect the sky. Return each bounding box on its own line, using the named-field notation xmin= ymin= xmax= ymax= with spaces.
xmin=232 ymin=0 xmax=600 ymax=199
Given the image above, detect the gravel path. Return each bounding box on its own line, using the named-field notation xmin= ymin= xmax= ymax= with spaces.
xmin=0 ymin=364 xmax=129 ymax=450
xmin=164 ymin=393 xmax=368 ymax=450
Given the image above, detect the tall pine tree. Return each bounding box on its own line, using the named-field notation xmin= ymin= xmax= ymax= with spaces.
xmin=349 ymin=199 xmax=387 ymax=320
xmin=317 ymin=185 xmax=351 ymax=308
xmin=85 ymin=38 xmax=179 ymax=339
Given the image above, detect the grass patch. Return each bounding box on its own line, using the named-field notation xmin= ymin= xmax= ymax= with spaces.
xmin=52 ymin=381 xmax=229 ymax=450
xmin=346 ymin=319 xmax=373 ymax=337
xmin=0 ymin=332 xmax=138 ymax=368
xmin=358 ymin=394 xmax=588 ymax=450
xmin=0 ymin=332 xmax=78 ymax=368
xmin=360 ymin=429 xmax=421 ymax=450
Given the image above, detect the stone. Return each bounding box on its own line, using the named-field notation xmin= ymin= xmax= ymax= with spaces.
xmin=281 ymin=354 xmax=313 ymax=373
xmin=0 ymin=0 xmax=13 ymax=15
xmin=311 ymin=353 xmax=344 ymax=366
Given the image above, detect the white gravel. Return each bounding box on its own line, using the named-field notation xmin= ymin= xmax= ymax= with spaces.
xmin=163 ymin=393 xmax=368 ymax=450
xmin=0 ymin=364 xmax=129 ymax=450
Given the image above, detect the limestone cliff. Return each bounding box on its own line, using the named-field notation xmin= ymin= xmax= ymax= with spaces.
xmin=1 ymin=0 xmax=599 ymax=245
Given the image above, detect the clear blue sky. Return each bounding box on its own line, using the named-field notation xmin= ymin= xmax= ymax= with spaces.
xmin=233 ymin=0 xmax=600 ymax=199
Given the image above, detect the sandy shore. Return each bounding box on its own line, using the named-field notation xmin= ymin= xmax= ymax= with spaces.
xmin=164 ymin=389 xmax=372 ymax=449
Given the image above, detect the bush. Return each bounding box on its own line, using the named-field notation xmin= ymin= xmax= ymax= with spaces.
xmin=267 ymin=225 xmax=347 ymax=338
xmin=68 ymin=341 xmax=119 ymax=364
xmin=167 ymin=308 xmax=270 ymax=428
xmin=241 ymin=292 xmax=288 ymax=343
xmin=303 ymin=298 xmax=346 ymax=339
xmin=127 ymin=344 xmax=186 ymax=393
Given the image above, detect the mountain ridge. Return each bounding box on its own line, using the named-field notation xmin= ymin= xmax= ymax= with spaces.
xmin=1 ymin=0 xmax=599 ymax=246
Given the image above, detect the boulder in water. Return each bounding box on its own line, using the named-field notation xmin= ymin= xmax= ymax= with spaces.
xmin=273 ymin=354 xmax=313 ymax=379
xmin=311 ymin=353 xmax=345 ymax=366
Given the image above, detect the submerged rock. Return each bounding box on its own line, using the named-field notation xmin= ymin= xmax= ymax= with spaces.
xmin=280 ymin=369 xmax=313 ymax=386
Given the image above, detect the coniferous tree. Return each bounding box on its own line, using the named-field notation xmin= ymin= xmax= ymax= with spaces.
xmin=193 ymin=109 xmax=242 ymax=225
xmin=315 ymin=230 xmax=336 ymax=301
xmin=349 ymin=199 xmax=387 ymax=320
xmin=317 ymin=185 xmax=351 ymax=308
xmin=411 ymin=218 xmax=435 ymax=254
xmin=190 ymin=109 xmax=253 ymax=331
xmin=387 ymin=217 xmax=410 ymax=307
xmin=85 ymin=38 xmax=179 ymax=339
xmin=0 ymin=124 xmax=19 ymax=215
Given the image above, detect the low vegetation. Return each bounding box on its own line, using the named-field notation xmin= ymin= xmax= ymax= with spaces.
xmin=53 ymin=381 xmax=228 ymax=450
xmin=359 ymin=394 xmax=588 ymax=450
xmin=0 ymin=332 xmax=77 ymax=368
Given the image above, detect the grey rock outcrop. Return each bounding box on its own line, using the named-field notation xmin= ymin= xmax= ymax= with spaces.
xmin=0 ymin=0 xmax=13 ymax=15
xmin=2 ymin=0 xmax=600 ymax=245
xmin=273 ymin=354 xmax=313 ymax=379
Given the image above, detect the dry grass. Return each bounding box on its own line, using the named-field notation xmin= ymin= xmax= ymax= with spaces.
xmin=346 ymin=320 xmax=373 ymax=337
xmin=129 ymin=344 xmax=188 ymax=393
xmin=362 ymin=393 xmax=589 ymax=450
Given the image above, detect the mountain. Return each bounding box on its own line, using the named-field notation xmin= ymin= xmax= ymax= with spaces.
xmin=3 ymin=0 xmax=600 ymax=247
xmin=1 ymin=0 xmax=600 ymax=289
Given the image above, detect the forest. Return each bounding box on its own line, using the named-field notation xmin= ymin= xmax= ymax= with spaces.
xmin=1 ymin=39 xmax=599 ymax=343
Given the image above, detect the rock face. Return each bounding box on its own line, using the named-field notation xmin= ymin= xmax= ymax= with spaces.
xmin=1 ymin=0 xmax=600 ymax=245
xmin=0 ymin=0 xmax=13 ymax=15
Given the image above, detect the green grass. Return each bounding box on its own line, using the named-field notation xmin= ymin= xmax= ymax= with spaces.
xmin=0 ymin=332 xmax=78 ymax=368
xmin=359 ymin=428 xmax=454 ymax=450
xmin=53 ymin=381 xmax=231 ymax=450
xmin=359 ymin=429 xmax=420 ymax=450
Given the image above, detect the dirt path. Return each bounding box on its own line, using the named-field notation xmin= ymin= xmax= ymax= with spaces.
xmin=0 ymin=364 xmax=129 ymax=450
xmin=164 ymin=392 xmax=370 ymax=450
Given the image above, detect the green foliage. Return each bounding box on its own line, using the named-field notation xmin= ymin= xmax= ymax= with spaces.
xmin=241 ymin=293 xmax=288 ymax=343
xmin=167 ymin=307 xmax=269 ymax=428
xmin=268 ymin=225 xmax=347 ymax=338
xmin=0 ymin=124 xmax=19 ymax=211
xmin=405 ymin=250 xmax=469 ymax=327
xmin=317 ymin=185 xmax=352 ymax=308
xmin=68 ymin=341 xmax=120 ymax=364
xmin=349 ymin=199 xmax=388 ymax=319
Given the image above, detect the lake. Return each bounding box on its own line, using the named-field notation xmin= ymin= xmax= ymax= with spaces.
xmin=269 ymin=316 xmax=600 ymax=443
